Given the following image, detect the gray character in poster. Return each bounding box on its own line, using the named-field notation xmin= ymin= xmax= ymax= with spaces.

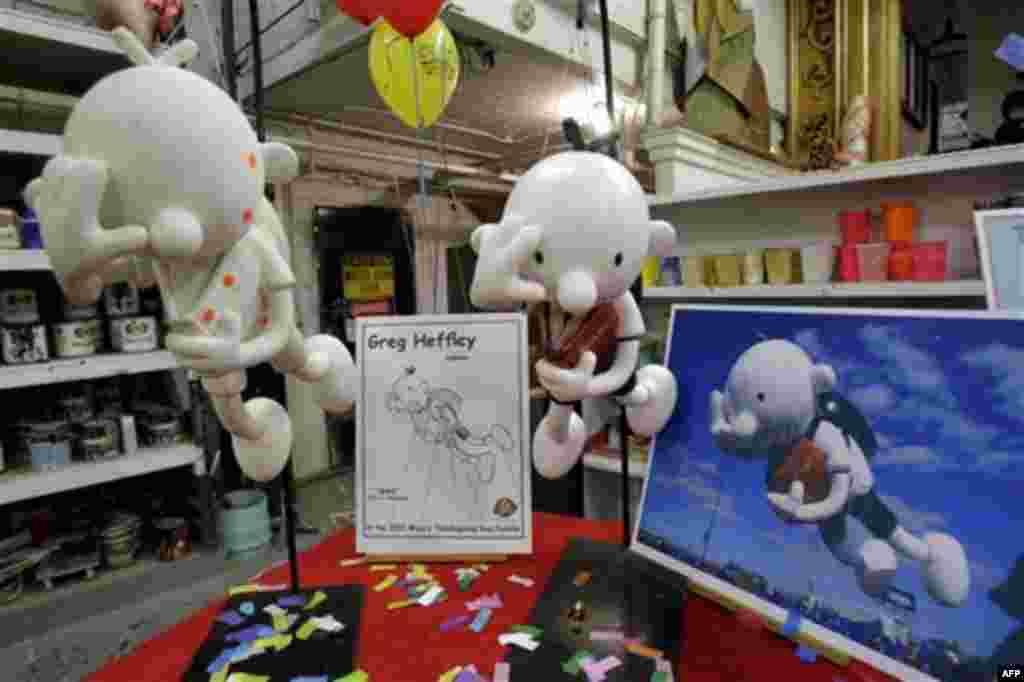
xmin=387 ymin=366 xmax=516 ymax=519
xmin=708 ymin=339 xmax=970 ymax=607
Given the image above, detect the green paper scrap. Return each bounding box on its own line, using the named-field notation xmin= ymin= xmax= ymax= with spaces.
xmin=272 ymin=612 xmax=291 ymax=632
xmin=336 ymin=670 xmax=369 ymax=682
xmin=296 ymin=619 xmax=320 ymax=641
xmin=229 ymin=585 xmax=261 ymax=596
xmin=226 ymin=673 xmax=270 ymax=682
xmin=510 ymin=625 xmax=543 ymax=638
xmin=304 ymin=591 xmax=327 ymax=611
xmin=650 ymin=673 xmax=669 ymax=682
xmin=211 ymin=668 xmax=229 ymax=682
xmin=562 ymin=651 xmax=593 ymax=676
xmin=251 ymin=634 xmax=293 ymax=652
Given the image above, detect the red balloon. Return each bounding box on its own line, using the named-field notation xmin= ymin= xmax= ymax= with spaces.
xmin=334 ymin=0 xmax=382 ymax=26
xmin=382 ymin=0 xmax=445 ymax=38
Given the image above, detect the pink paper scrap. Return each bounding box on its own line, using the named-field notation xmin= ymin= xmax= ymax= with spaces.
xmin=440 ymin=614 xmax=472 ymax=632
xmin=493 ymin=662 xmax=511 ymax=682
xmin=466 ymin=594 xmax=502 ymax=611
xmin=592 ymin=656 xmax=623 ymax=675
xmin=656 ymin=658 xmax=671 ymax=673
xmin=589 ymin=629 xmax=624 ymax=641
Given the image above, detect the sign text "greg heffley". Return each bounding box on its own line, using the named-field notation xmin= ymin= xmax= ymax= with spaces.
xmin=366 ymin=330 xmax=477 ymax=353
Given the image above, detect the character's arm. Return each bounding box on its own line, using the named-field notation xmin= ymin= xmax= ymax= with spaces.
xmin=585 ymin=292 xmax=644 ymax=397
xmin=788 ymin=422 xmax=855 ymax=522
xmin=468 ymin=218 xmax=547 ymax=309
xmin=235 ymin=230 xmax=296 ymax=367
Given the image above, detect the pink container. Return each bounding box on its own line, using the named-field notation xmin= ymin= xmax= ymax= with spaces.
xmin=838 ymin=245 xmax=860 ymax=282
xmin=855 ymin=243 xmax=891 ymax=282
xmin=911 ymin=242 xmax=948 ymax=281
xmin=839 ymin=210 xmax=873 ymax=244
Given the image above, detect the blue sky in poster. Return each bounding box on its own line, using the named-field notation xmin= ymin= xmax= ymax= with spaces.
xmin=638 ymin=307 xmax=1024 ymax=657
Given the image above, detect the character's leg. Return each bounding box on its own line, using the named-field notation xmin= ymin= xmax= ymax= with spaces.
xmin=533 ymin=401 xmax=587 ymax=479
xmin=202 ymin=370 xmax=293 ymax=483
xmin=854 ymin=491 xmax=970 ymax=607
xmin=820 ymin=503 xmax=897 ymax=598
xmin=618 ymin=365 xmax=678 ymax=436
xmin=271 ymin=329 xmax=356 ymax=414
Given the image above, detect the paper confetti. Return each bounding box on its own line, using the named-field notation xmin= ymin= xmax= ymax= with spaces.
xmin=418 ymin=585 xmax=445 ymax=606
xmin=340 ymin=557 xmax=366 ymax=567
xmin=651 ymin=673 xmax=669 ymax=682
xmin=469 ymin=607 xmax=493 ymax=633
xmin=226 ymin=674 xmax=270 ymax=682
xmin=337 ymin=671 xmax=369 ymax=682
xmin=251 ymin=634 xmax=293 ymax=652
xmin=625 ymin=642 xmax=663 ymax=660
xmin=369 ymin=564 xmax=397 ymax=571
xmin=303 ymin=591 xmax=328 ymax=611
xmin=409 ymin=563 xmax=427 ymax=573
xmin=226 ymin=626 xmax=275 ymax=643
xmin=656 ymin=659 xmax=672 ymax=673
xmin=454 ymin=670 xmax=485 ymax=682
xmin=782 ymin=611 xmax=801 ymax=637
xmin=373 ymin=575 xmax=398 ymax=592
xmin=492 ymin=662 xmax=510 ymax=682
xmin=387 ymin=598 xmax=418 ymax=610
xmin=239 ymin=602 xmax=256 ymax=616
xmin=207 ymin=646 xmax=242 ymax=673
xmin=217 ymin=610 xmax=246 ymax=626
xmin=507 ymin=575 xmax=534 ymax=587
xmin=277 ymin=595 xmax=306 ymax=608
xmin=466 ymin=594 xmax=502 ymax=611
xmin=797 ymin=645 xmax=818 ymax=663
xmin=562 ymin=651 xmax=594 ymax=676
xmin=510 ymin=625 xmax=542 ymax=638
xmin=211 ymin=669 xmax=229 ymax=682
xmin=290 ymin=677 xmax=328 ymax=682
xmin=996 ymin=33 xmax=1024 ymax=71
xmin=440 ymin=614 xmax=472 ymax=632
xmin=296 ymin=619 xmax=320 ymax=641
xmin=591 ymin=657 xmax=623 ymax=675
xmin=498 ymin=633 xmax=540 ymax=651
xmin=228 ymin=584 xmax=285 ymax=596
xmin=475 ymin=564 xmax=490 ymax=571
xmin=590 ymin=629 xmax=624 ymax=642
xmin=573 ymin=571 xmax=592 ymax=587
xmin=438 ymin=666 xmax=463 ymax=682
xmin=312 ymin=615 xmax=345 ymax=633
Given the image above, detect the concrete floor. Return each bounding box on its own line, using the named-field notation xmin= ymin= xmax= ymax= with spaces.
xmin=0 ymin=471 xmax=355 ymax=682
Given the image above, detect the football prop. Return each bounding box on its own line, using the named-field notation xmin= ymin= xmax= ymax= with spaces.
xmin=767 ymin=437 xmax=830 ymax=504
xmin=545 ymin=302 xmax=620 ymax=373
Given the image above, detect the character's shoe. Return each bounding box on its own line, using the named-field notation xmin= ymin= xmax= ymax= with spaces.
xmin=232 ymin=397 xmax=293 ymax=483
xmin=625 ymin=365 xmax=678 ymax=436
xmin=305 ymin=334 xmax=357 ymax=414
xmin=856 ymin=538 xmax=899 ymax=598
xmin=533 ymin=412 xmax=586 ymax=479
xmin=920 ymin=532 xmax=970 ymax=607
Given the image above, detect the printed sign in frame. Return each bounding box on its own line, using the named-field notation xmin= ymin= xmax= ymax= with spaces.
xmin=355 ymin=313 xmax=532 ymax=555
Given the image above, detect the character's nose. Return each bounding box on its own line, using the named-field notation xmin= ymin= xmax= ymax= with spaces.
xmin=557 ymin=270 xmax=597 ymax=317
xmin=732 ymin=411 xmax=759 ymax=438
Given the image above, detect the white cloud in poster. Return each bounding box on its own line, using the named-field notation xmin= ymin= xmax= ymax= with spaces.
xmin=849 ymin=384 xmax=896 ymax=414
xmin=961 ymin=343 xmax=1024 ymax=424
xmin=876 ymin=493 xmax=947 ymax=533
xmin=858 ymin=324 xmax=948 ymax=395
xmin=974 ymin=450 xmax=1024 ymax=476
xmin=792 ymin=328 xmax=862 ymax=378
xmin=873 ymin=445 xmax=955 ymax=471
xmin=654 ymin=472 xmax=740 ymax=523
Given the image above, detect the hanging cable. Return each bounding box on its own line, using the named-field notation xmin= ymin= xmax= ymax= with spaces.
xmin=248 ymin=0 xmax=266 ymax=142
xmin=234 ymin=0 xmax=308 ymax=57
xmin=221 ymin=0 xmax=237 ymax=98
xmin=597 ymin=0 xmax=617 ymax=160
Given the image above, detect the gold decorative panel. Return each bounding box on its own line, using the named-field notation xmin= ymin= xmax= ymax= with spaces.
xmin=787 ymin=0 xmax=838 ymax=170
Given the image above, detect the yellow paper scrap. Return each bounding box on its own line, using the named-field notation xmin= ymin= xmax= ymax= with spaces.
xmin=272 ymin=613 xmax=290 ymax=632
xmin=228 ymin=584 xmax=260 ymax=596
xmin=304 ymin=590 xmax=328 ymax=611
xmin=337 ymin=670 xmax=369 ymax=682
xmin=340 ymin=557 xmax=366 ymax=567
xmin=226 ymin=674 xmax=270 ymax=682
xmin=296 ymin=618 xmax=319 ymax=641
xmin=438 ymin=666 xmax=463 ymax=682
xmin=475 ymin=564 xmax=489 ymax=572
xmin=251 ymin=634 xmax=293 ymax=652
xmin=387 ymin=598 xmax=417 ymax=610
xmin=369 ymin=564 xmax=397 ymax=571
xmin=373 ymin=574 xmax=398 ymax=592
xmin=410 ymin=563 xmax=426 ymax=572
xmin=211 ymin=668 xmax=229 ymax=682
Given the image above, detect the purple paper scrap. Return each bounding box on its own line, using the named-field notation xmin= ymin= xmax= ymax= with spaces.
xmin=454 ymin=670 xmax=483 ymax=682
xmin=216 ymin=610 xmax=246 ymax=626
xmin=278 ymin=595 xmax=306 ymax=608
xmin=225 ymin=625 xmax=275 ymax=642
xmin=469 ymin=607 xmax=493 ymax=633
xmin=290 ymin=678 xmax=329 ymax=682
xmin=206 ymin=645 xmax=246 ymax=674
xmin=440 ymin=614 xmax=472 ymax=632
xmin=996 ymin=33 xmax=1024 ymax=71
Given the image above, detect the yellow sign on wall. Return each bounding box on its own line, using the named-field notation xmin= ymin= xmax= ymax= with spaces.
xmin=342 ymin=254 xmax=396 ymax=302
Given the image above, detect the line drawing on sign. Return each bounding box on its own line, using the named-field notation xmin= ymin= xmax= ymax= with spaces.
xmin=386 ymin=366 xmax=518 ymax=522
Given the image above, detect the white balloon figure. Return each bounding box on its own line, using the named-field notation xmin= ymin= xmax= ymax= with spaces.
xmin=469 ymin=151 xmax=679 ymax=479
xmin=24 ymin=29 xmax=357 ymax=482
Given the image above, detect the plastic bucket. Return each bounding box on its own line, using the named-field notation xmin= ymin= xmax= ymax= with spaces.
xmin=220 ymin=490 xmax=271 ymax=558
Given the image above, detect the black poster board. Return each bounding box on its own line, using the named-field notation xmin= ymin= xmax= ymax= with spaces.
xmin=504 ymin=538 xmax=686 ymax=681
xmin=183 ymin=585 xmax=364 ymax=681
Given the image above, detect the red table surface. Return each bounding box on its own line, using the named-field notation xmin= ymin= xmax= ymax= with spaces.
xmin=86 ymin=512 xmax=896 ymax=682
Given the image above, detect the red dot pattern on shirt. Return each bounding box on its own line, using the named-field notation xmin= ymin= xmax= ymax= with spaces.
xmin=223 ymin=273 xmax=237 ymax=287
xmin=200 ymin=308 xmax=216 ymax=323
xmin=243 ymin=208 xmax=253 ymax=224
xmin=247 ymin=152 xmax=257 ymax=170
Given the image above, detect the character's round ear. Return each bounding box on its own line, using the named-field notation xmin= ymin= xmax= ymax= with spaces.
xmin=648 ymin=220 xmax=677 ymax=257
xmin=811 ymin=364 xmax=837 ymax=394
xmin=262 ymin=143 xmax=300 ymax=183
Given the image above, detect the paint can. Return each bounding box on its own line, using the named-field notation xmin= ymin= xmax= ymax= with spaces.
xmin=109 ymin=315 xmax=157 ymax=352
xmin=0 ymin=289 xmax=39 ymax=325
xmin=53 ymin=319 xmax=101 ymax=358
xmin=1 ymin=323 xmax=48 ymax=364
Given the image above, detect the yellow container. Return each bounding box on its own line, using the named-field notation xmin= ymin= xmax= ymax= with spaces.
xmin=713 ymin=254 xmax=742 ymax=287
xmin=641 ymin=256 xmax=661 ymax=287
xmin=765 ymin=248 xmax=800 ymax=285
xmin=682 ymin=255 xmax=708 ymax=287
xmin=742 ymin=249 xmax=765 ymax=285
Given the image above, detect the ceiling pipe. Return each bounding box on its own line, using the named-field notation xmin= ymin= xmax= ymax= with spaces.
xmin=271 ymin=135 xmax=520 ymax=184
xmin=257 ymin=109 xmax=504 ymax=161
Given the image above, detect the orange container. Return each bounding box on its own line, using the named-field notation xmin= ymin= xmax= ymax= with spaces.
xmin=883 ymin=203 xmax=917 ymax=244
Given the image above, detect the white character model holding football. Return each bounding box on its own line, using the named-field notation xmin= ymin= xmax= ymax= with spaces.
xmin=469 ymin=151 xmax=679 ymax=479
xmin=710 ymin=339 xmax=970 ymax=607
xmin=24 ymin=29 xmax=356 ymax=482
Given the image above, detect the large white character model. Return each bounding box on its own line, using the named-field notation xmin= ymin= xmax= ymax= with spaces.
xmin=709 ymin=339 xmax=970 ymax=607
xmin=23 ymin=29 xmax=356 ymax=482
xmin=469 ymin=151 xmax=678 ymax=479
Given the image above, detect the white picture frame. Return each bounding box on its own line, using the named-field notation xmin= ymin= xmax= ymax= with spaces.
xmin=633 ymin=304 xmax=1024 ymax=681
xmin=975 ymin=207 xmax=1024 ymax=311
xmin=355 ymin=313 xmax=532 ymax=556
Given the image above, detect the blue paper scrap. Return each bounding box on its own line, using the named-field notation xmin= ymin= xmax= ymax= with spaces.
xmin=206 ymin=644 xmax=248 ymax=674
xmin=225 ymin=625 xmax=275 ymax=643
xmin=796 ymin=645 xmax=818 ymax=663
xmin=469 ymin=607 xmax=493 ymax=633
xmin=216 ymin=610 xmax=246 ymax=626
xmin=996 ymin=33 xmax=1024 ymax=71
xmin=782 ymin=611 xmax=801 ymax=638
xmin=290 ymin=677 xmax=329 ymax=682
xmin=239 ymin=601 xmax=256 ymax=616
xmin=278 ymin=595 xmax=306 ymax=608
